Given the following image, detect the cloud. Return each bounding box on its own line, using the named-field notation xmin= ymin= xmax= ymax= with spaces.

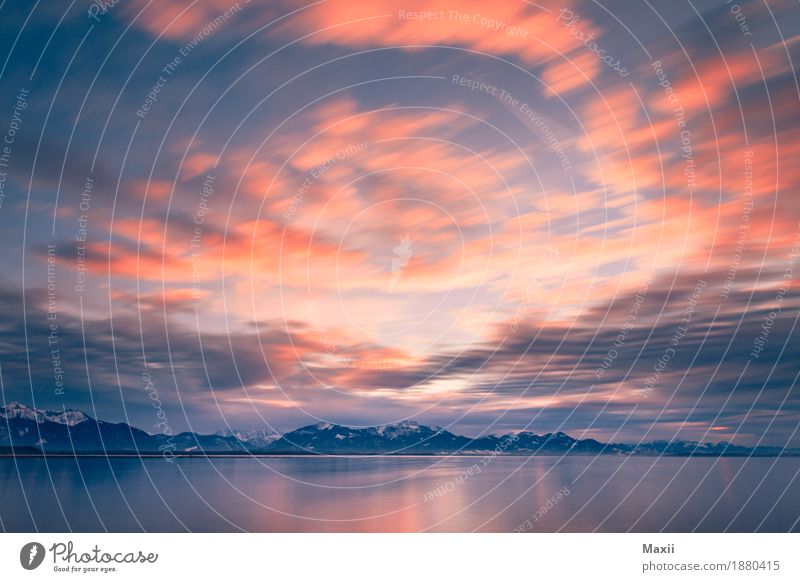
xmin=2 ymin=0 xmax=799 ymax=444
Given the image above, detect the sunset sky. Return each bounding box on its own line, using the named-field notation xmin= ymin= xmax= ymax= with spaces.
xmin=0 ymin=0 xmax=799 ymax=447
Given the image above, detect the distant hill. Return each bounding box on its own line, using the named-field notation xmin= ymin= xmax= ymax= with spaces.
xmin=0 ymin=402 xmax=247 ymax=454
xmin=1 ymin=402 xmax=796 ymax=457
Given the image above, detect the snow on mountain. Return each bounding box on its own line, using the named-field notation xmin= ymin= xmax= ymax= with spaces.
xmin=2 ymin=402 xmax=795 ymax=457
xmin=0 ymin=402 xmax=90 ymax=426
xmin=215 ymin=428 xmax=282 ymax=448
xmin=373 ymin=420 xmax=444 ymax=439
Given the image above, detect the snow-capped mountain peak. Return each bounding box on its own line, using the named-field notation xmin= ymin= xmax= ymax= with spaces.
xmin=214 ymin=428 xmax=282 ymax=448
xmin=0 ymin=402 xmax=90 ymax=426
xmin=374 ymin=420 xmax=444 ymax=439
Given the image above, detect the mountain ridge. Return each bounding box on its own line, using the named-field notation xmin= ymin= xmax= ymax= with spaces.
xmin=1 ymin=402 xmax=796 ymax=457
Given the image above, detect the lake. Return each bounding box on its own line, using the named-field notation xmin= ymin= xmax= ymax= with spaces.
xmin=1 ymin=456 xmax=798 ymax=532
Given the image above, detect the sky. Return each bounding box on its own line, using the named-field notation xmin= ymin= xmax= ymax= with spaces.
xmin=0 ymin=0 xmax=799 ymax=446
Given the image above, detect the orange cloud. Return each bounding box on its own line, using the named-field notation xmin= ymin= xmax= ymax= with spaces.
xmin=541 ymin=51 xmax=602 ymax=96
xmin=124 ymin=0 xmax=602 ymax=69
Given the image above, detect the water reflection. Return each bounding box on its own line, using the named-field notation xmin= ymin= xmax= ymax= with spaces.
xmin=1 ymin=456 xmax=798 ymax=532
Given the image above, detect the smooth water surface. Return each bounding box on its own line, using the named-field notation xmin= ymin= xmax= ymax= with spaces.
xmin=1 ymin=456 xmax=798 ymax=532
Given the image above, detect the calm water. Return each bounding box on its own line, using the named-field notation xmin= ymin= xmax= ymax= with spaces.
xmin=1 ymin=456 xmax=798 ymax=532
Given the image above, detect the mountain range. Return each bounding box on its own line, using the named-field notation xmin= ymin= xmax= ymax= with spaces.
xmin=1 ymin=402 xmax=796 ymax=457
